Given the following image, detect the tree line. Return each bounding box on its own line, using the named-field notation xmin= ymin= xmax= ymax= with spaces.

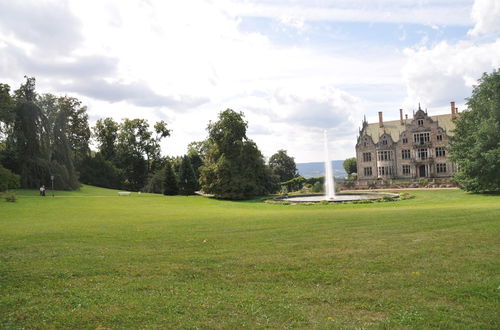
xmin=0 ymin=77 xmax=89 ymax=191
xmin=0 ymin=77 xmax=301 ymax=199
xmin=3 ymin=70 xmax=497 ymax=196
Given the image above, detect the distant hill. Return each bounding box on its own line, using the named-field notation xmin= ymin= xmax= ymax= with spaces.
xmin=296 ymin=160 xmax=347 ymax=178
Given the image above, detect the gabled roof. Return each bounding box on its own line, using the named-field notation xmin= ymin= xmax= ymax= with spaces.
xmin=363 ymin=113 xmax=455 ymax=142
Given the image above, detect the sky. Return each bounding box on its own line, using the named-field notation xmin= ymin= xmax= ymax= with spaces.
xmin=0 ymin=0 xmax=499 ymax=162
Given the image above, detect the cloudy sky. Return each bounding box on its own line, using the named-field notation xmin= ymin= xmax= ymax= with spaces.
xmin=1 ymin=0 xmax=499 ymax=162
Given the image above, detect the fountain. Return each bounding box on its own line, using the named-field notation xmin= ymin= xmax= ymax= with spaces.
xmin=323 ymin=130 xmax=335 ymax=200
xmin=273 ymin=130 xmax=398 ymax=203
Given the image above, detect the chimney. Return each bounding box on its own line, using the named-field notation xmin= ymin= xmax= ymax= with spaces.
xmin=378 ymin=111 xmax=384 ymax=127
xmin=451 ymin=101 xmax=456 ymax=119
xmin=405 ymin=114 xmax=408 ymax=120
xmin=399 ymin=109 xmax=404 ymax=125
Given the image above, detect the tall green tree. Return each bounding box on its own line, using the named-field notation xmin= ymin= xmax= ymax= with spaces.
xmin=199 ymin=109 xmax=275 ymax=200
xmin=11 ymin=77 xmax=51 ymax=188
xmin=115 ymin=118 xmax=160 ymax=190
xmin=343 ymin=157 xmax=357 ymax=176
xmin=0 ymin=83 xmax=14 ymax=138
xmin=187 ymin=141 xmax=205 ymax=188
xmin=61 ymin=97 xmax=91 ymax=169
xmin=178 ymin=155 xmax=197 ymax=195
xmin=268 ymin=149 xmax=298 ymax=182
xmin=150 ymin=121 xmax=171 ymax=172
xmin=0 ymin=83 xmax=15 ymax=168
xmin=79 ymin=153 xmax=123 ymax=189
xmin=163 ymin=162 xmax=178 ymax=195
xmin=1 ymin=78 xmax=93 ymax=190
xmin=90 ymin=117 xmax=170 ymax=191
xmin=38 ymin=94 xmax=91 ymax=174
xmin=450 ymin=69 xmax=500 ymax=193
xmin=51 ymin=108 xmax=79 ymax=190
xmin=93 ymin=117 xmax=119 ymax=161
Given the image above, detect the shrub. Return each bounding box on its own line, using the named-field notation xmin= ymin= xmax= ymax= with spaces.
xmin=312 ymin=182 xmax=323 ymax=193
xmin=0 ymin=165 xmax=20 ymax=192
xmin=4 ymin=192 xmax=17 ymax=202
xmin=343 ymin=180 xmax=355 ymax=189
xmin=418 ymin=178 xmax=429 ymax=187
xmin=400 ymin=192 xmax=415 ymax=200
xmin=353 ymin=200 xmax=373 ymax=204
xmin=143 ymin=169 xmax=166 ymax=193
xmin=282 ymin=176 xmax=307 ymax=192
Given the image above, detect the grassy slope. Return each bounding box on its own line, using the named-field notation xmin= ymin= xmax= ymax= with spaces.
xmin=1 ymin=186 xmax=499 ymax=329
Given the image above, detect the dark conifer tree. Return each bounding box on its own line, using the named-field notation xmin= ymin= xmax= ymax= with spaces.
xmin=163 ymin=162 xmax=178 ymax=195
xmin=178 ymin=155 xmax=197 ymax=195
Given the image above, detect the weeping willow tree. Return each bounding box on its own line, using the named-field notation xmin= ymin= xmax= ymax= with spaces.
xmin=1 ymin=77 xmax=85 ymax=189
xmin=11 ymin=77 xmax=51 ymax=188
xmin=51 ymin=107 xmax=79 ymax=190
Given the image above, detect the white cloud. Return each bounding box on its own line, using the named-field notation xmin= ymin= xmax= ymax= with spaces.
xmin=3 ymin=0 xmax=483 ymax=163
xmin=279 ymin=15 xmax=307 ymax=32
xmin=468 ymin=0 xmax=500 ymax=36
xmin=229 ymin=0 xmax=472 ymax=26
xmin=212 ymin=84 xmax=366 ymax=162
xmin=402 ymin=39 xmax=500 ymax=109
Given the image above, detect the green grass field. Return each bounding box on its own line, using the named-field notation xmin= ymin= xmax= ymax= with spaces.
xmin=1 ymin=186 xmax=499 ymax=329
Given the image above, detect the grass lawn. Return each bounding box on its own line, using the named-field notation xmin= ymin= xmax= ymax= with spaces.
xmin=1 ymin=186 xmax=499 ymax=329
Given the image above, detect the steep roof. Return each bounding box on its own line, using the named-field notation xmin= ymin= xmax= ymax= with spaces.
xmin=363 ymin=113 xmax=455 ymax=142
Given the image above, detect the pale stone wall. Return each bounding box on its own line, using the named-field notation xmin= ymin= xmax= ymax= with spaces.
xmin=356 ymin=107 xmax=456 ymax=181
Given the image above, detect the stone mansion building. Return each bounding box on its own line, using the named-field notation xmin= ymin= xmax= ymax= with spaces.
xmin=356 ymin=102 xmax=458 ymax=181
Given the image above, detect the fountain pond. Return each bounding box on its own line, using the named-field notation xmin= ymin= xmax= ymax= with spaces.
xmin=276 ymin=131 xmax=398 ymax=203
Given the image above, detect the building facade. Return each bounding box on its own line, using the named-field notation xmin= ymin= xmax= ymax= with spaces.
xmin=356 ymin=102 xmax=458 ymax=181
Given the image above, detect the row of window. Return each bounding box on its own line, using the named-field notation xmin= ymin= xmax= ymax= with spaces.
xmin=362 ymin=147 xmax=446 ymax=162
xmin=415 ymin=147 xmax=447 ymax=159
xmin=378 ymin=166 xmax=393 ymax=176
xmin=417 ymin=148 xmax=428 ymax=159
xmin=363 ymin=134 xmax=443 ymax=147
xmin=436 ymin=163 xmax=447 ymax=173
xmin=414 ymin=132 xmax=430 ymax=144
xmin=378 ymin=150 xmax=392 ymax=161
xmin=410 ymin=132 xmax=443 ymax=144
xmin=362 ymin=163 xmax=448 ymax=176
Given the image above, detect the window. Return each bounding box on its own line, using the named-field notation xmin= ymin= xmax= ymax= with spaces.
xmin=417 ymin=119 xmax=424 ymax=126
xmin=436 ymin=134 xmax=443 ymax=141
xmin=401 ymin=149 xmax=411 ymax=159
xmin=436 ymin=163 xmax=447 ymax=173
xmin=364 ymin=167 xmax=372 ymax=176
xmin=402 ymin=137 xmax=408 ymax=144
xmin=382 ymin=139 xmax=387 ymax=145
xmin=402 ymin=165 xmax=411 ymax=175
xmin=413 ymin=132 xmax=430 ymax=144
xmin=377 ymin=150 xmax=392 ymax=161
xmin=435 ymin=147 xmax=446 ymax=157
xmin=417 ymin=148 xmax=428 ymax=159
xmin=362 ymin=152 xmax=372 ymax=162
xmin=378 ymin=167 xmax=384 ymax=176
xmin=378 ymin=166 xmax=393 ymax=176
